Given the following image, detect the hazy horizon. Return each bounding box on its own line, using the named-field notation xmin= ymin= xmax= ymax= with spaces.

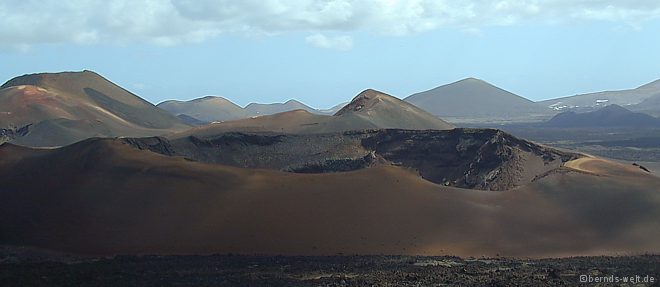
xmin=1 ymin=1 xmax=660 ymax=108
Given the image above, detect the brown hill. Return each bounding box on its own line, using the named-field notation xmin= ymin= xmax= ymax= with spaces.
xmin=157 ymin=96 xmax=250 ymax=122
xmin=245 ymin=99 xmax=320 ymax=116
xmin=405 ymin=78 xmax=549 ymax=122
xmin=0 ymin=71 xmax=189 ymax=147
xmin=0 ymin=138 xmax=659 ymax=257
xmin=175 ymin=89 xmax=453 ymax=137
xmin=334 ymin=89 xmax=454 ymax=129
xmin=158 ymin=97 xmax=332 ymax=123
xmin=173 ymin=109 xmax=330 ymax=136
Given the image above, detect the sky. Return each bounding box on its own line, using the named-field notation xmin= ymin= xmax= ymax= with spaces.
xmin=1 ymin=1 xmax=660 ymax=109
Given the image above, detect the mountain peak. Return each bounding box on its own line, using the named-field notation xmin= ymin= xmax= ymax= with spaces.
xmin=458 ymin=77 xmax=484 ymax=83
xmin=284 ymin=99 xmax=303 ymax=104
xmin=334 ymin=89 xmax=392 ymax=115
xmin=2 ymin=71 xmax=84 ymax=88
xmin=1 ymin=70 xmax=102 ymax=89
xmin=404 ymin=78 xmax=540 ymax=119
xmin=331 ymin=89 xmax=454 ymax=130
xmin=448 ymin=77 xmax=497 ymax=89
xmin=358 ymin=88 xmax=383 ymax=95
xmin=354 ymin=88 xmax=394 ymax=101
xmin=194 ymin=95 xmax=231 ymax=102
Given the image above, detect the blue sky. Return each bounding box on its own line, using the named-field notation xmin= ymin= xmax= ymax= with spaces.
xmin=1 ymin=1 xmax=660 ymax=109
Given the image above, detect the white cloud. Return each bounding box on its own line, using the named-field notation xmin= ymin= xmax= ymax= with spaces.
xmin=305 ymin=33 xmax=353 ymax=50
xmin=1 ymin=0 xmax=660 ymax=49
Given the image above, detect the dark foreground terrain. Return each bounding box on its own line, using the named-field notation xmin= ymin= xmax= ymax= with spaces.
xmin=1 ymin=251 xmax=658 ymax=286
xmin=482 ymin=125 xmax=660 ymax=163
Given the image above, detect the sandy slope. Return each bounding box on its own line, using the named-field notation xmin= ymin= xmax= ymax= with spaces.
xmin=1 ymin=140 xmax=659 ymax=258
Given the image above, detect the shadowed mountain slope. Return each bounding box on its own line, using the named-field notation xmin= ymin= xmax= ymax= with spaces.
xmin=175 ymin=114 xmax=207 ymax=126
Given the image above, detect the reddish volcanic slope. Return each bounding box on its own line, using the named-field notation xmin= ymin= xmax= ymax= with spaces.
xmin=0 ymin=71 xmax=188 ymax=146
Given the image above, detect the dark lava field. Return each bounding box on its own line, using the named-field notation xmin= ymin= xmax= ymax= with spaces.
xmin=1 ymin=252 xmax=658 ymax=286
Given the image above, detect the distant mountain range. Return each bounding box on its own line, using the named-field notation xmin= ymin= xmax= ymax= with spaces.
xmin=172 ymin=89 xmax=454 ymax=137
xmin=3 ymin=70 xmax=660 ymax=148
xmin=402 ymin=77 xmax=660 ymax=123
xmin=157 ymin=97 xmax=344 ymax=124
xmin=538 ymin=79 xmax=660 ymax=113
xmin=545 ymin=104 xmax=660 ymax=128
xmin=158 ymin=76 xmax=660 ymax=125
xmin=0 ymin=71 xmax=452 ymax=147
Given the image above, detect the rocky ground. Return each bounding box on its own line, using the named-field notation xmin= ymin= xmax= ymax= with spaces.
xmin=1 ymin=251 xmax=658 ymax=286
xmin=124 ymin=128 xmax=577 ymax=190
